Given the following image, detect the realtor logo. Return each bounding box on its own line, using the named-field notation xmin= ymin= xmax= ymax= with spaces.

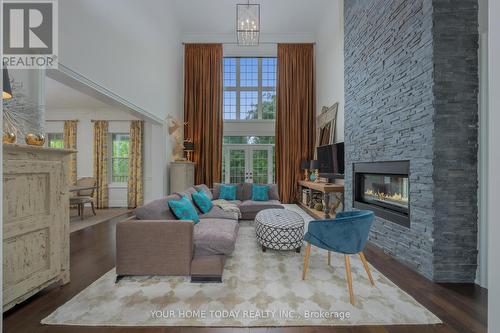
xmin=2 ymin=0 xmax=58 ymax=69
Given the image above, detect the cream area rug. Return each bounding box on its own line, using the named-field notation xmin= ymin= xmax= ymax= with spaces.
xmin=43 ymin=205 xmax=441 ymax=327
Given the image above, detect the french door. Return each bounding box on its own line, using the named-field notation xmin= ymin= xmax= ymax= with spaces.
xmin=223 ymin=145 xmax=274 ymax=184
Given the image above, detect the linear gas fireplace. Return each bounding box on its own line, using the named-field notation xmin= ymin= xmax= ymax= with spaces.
xmin=353 ymin=161 xmax=410 ymax=227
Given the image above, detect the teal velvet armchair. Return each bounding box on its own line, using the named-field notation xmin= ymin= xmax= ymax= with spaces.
xmin=302 ymin=210 xmax=375 ymax=305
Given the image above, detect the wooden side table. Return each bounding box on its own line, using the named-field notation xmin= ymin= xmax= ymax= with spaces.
xmin=298 ymin=180 xmax=345 ymax=219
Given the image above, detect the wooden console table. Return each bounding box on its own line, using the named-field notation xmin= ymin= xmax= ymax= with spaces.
xmin=298 ymin=180 xmax=345 ymax=220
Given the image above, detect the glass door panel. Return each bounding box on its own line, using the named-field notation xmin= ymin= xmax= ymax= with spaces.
xmin=223 ymin=145 xmax=274 ymax=184
xmin=251 ymin=149 xmax=269 ymax=184
xmin=228 ymin=149 xmax=246 ymax=183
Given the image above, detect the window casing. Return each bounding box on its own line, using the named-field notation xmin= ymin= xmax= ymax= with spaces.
xmin=223 ymin=57 xmax=276 ymax=121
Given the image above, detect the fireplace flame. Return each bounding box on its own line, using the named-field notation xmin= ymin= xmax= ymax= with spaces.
xmin=365 ymin=189 xmax=408 ymax=204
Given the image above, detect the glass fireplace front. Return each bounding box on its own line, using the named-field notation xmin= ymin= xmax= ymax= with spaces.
xmin=360 ymin=174 xmax=409 ymax=214
xmin=353 ymin=161 xmax=410 ymax=227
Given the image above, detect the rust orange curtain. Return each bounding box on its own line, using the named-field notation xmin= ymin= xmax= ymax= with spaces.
xmin=184 ymin=44 xmax=223 ymax=187
xmin=276 ymin=44 xmax=316 ymax=203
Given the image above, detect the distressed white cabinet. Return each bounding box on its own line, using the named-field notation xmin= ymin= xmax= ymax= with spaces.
xmin=170 ymin=161 xmax=195 ymax=193
xmin=3 ymin=144 xmax=74 ymax=311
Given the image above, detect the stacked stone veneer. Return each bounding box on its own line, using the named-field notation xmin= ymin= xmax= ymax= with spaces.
xmin=344 ymin=0 xmax=478 ymax=282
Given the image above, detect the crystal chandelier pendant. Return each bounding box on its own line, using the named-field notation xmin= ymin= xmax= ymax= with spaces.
xmin=236 ymin=2 xmax=260 ymax=46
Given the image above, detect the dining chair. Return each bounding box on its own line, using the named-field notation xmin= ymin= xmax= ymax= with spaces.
xmin=70 ymin=177 xmax=97 ymax=220
xmin=302 ymin=210 xmax=375 ymax=305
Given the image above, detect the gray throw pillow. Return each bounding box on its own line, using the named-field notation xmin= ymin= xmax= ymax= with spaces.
xmin=134 ymin=194 xmax=180 ymax=220
xmin=194 ymin=184 xmax=213 ymax=200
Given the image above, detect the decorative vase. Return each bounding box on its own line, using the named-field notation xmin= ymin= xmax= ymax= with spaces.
xmin=25 ymin=133 xmax=45 ymax=146
xmin=309 ymin=172 xmax=316 ymax=181
xmin=314 ymin=203 xmax=323 ymax=211
xmin=3 ymin=132 xmax=16 ymax=144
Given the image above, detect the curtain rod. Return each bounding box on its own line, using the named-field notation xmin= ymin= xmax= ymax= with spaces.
xmin=182 ymin=42 xmax=316 ymax=45
xmin=46 ymin=120 xmax=137 ymax=122
xmin=90 ymin=119 xmax=139 ymax=123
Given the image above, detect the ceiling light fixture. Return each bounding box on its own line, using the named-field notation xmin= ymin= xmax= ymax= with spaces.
xmin=236 ymin=1 xmax=260 ymax=46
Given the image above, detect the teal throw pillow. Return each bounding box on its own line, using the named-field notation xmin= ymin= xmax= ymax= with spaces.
xmin=168 ymin=196 xmax=200 ymax=224
xmin=192 ymin=190 xmax=213 ymax=213
xmin=219 ymin=184 xmax=237 ymax=200
xmin=252 ymin=184 xmax=269 ymax=201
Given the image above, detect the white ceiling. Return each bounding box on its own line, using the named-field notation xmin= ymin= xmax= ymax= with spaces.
xmin=172 ymin=0 xmax=332 ymax=38
xmin=45 ymin=77 xmax=111 ymax=109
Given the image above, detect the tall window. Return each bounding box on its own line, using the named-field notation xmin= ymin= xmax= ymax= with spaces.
xmin=47 ymin=133 xmax=64 ymax=148
xmin=110 ymin=133 xmax=130 ymax=183
xmin=223 ymin=57 xmax=277 ymax=120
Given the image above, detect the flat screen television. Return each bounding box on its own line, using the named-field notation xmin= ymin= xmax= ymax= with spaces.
xmin=317 ymin=142 xmax=344 ymax=179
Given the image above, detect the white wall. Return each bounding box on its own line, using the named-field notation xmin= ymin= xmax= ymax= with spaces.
xmin=58 ymin=0 xmax=182 ymax=195
xmin=45 ymin=108 xmax=164 ymax=206
xmin=315 ymin=0 xmax=344 ymax=143
xmin=487 ymin=0 xmax=500 ymax=330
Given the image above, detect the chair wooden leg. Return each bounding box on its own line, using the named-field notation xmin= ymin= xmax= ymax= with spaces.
xmin=302 ymin=242 xmax=311 ymax=280
xmin=359 ymin=252 xmax=375 ymax=286
xmin=328 ymin=251 xmax=331 ymax=266
xmin=91 ymin=201 xmax=97 ymax=215
xmin=76 ymin=204 xmax=80 ymax=216
xmin=344 ymin=255 xmax=355 ymax=306
xmin=80 ymin=204 xmax=84 ymax=220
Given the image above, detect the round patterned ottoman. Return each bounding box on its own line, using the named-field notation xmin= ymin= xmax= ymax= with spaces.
xmin=255 ymin=209 xmax=305 ymax=253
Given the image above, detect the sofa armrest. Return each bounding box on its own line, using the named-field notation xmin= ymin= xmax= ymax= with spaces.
xmin=116 ymin=220 xmax=194 ymax=276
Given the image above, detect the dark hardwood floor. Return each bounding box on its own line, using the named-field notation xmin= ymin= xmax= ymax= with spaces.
xmin=3 ymin=213 xmax=487 ymax=333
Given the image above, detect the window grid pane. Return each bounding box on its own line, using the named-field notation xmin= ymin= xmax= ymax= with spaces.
xmin=112 ymin=134 xmax=130 ymax=183
xmin=240 ymin=58 xmax=258 ymax=87
xmin=240 ymin=91 xmax=258 ymax=120
xmin=223 ymin=58 xmax=236 ymax=87
xmin=262 ymin=58 xmax=277 ymax=87
xmin=223 ymin=91 xmax=237 ymax=120
xmin=262 ymin=90 xmax=276 ymax=120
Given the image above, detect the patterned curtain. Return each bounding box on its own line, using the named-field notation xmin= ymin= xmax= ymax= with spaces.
xmin=276 ymin=44 xmax=316 ymax=203
xmin=63 ymin=120 xmax=78 ymax=185
xmin=184 ymin=44 xmax=223 ymax=187
xmin=93 ymin=121 xmax=109 ymax=208
xmin=127 ymin=120 xmax=144 ymax=208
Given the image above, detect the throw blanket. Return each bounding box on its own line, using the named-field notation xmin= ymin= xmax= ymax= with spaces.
xmin=212 ymin=199 xmax=242 ymax=219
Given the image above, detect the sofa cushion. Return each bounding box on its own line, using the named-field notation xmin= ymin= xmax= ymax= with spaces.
xmin=242 ymin=183 xmax=279 ymax=201
xmin=192 ymin=191 xmax=213 ymax=213
xmin=199 ymin=205 xmax=238 ymax=221
xmin=219 ymin=184 xmax=237 ymax=200
xmin=176 ymin=187 xmax=197 ymax=201
xmin=194 ymin=184 xmax=213 ymax=200
xmin=252 ymin=184 xmax=270 ymax=201
xmin=268 ymin=184 xmax=280 ymax=200
xmin=134 ymin=194 xmax=180 ymax=220
xmin=193 ymin=219 xmax=239 ymax=256
xmin=213 ymin=183 xmax=244 ymax=200
xmin=239 ymin=200 xmax=284 ymax=215
xmin=168 ymin=196 xmax=200 ymax=224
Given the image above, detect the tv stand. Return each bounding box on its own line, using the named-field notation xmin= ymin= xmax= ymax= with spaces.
xmin=298 ymin=180 xmax=344 ymax=219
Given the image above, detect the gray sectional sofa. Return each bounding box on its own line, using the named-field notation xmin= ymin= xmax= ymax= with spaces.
xmin=116 ymin=183 xmax=283 ymax=282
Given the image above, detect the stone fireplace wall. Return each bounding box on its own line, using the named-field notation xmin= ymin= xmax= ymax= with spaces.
xmin=344 ymin=0 xmax=478 ymax=282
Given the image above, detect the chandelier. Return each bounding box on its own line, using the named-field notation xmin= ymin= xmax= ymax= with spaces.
xmin=236 ymin=1 xmax=260 ymax=46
